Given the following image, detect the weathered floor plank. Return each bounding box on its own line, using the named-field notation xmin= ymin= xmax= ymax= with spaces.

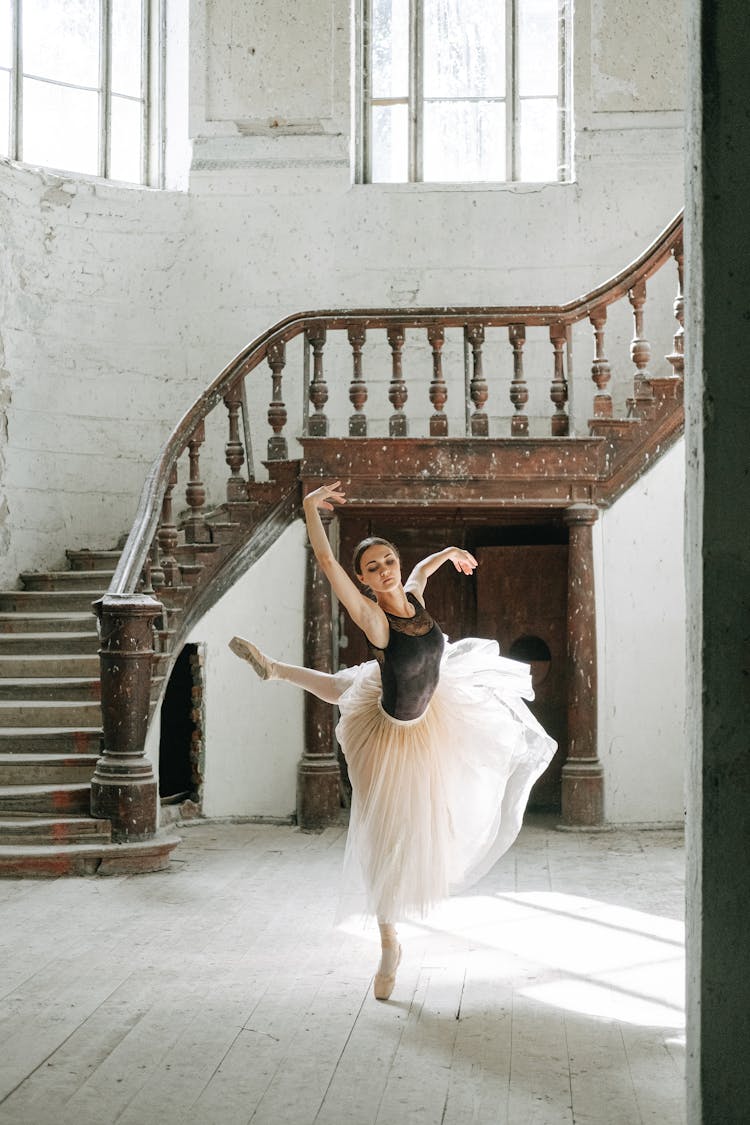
xmin=0 ymin=818 xmax=686 ymax=1125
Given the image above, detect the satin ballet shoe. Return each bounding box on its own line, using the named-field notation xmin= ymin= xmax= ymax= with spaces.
xmin=373 ymin=941 xmax=402 ymax=1001
xmin=228 ymin=636 xmax=274 ymax=680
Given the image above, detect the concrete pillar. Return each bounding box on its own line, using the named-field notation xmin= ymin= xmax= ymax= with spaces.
xmin=561 ymin=503 xmax=604 ymax=826
xmin=297 ymin=529 xmax=341 ymax=829
xmin=685 ymin=2 xmax=750 ymax=1121
xmin=91 ymin=594 xmax=163 ymax=842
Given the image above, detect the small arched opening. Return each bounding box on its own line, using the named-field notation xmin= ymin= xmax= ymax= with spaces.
xmin=159 ymin=643 xmax=204 ymax=810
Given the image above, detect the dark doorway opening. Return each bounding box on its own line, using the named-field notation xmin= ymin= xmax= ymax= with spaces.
xmin=159 ymin=643 xmax=203 ymax=805
xmin=337 ymin=512 xmax=569 ymax=812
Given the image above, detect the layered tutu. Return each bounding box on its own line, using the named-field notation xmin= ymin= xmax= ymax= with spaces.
xmin=335 ymin=638 xmax=557 ymax=922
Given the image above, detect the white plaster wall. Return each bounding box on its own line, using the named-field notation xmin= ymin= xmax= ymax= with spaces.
xmin=596 ymin=440 xmax=687 ymax=824
xmin=168 ymin=519 xmax=307 ymax=819
xmin=0 ymin=0 xmax=686 ymax=590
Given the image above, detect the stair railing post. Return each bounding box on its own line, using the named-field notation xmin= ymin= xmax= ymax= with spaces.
xmin=561 ymin=503 xmax=604 ymax=827
xmin=91 ymin=593 xmax=164 ymax=842
xmin=297 ymin=511 xmax=341 ymax=829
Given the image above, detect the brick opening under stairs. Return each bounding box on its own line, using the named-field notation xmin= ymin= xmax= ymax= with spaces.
xmin=0 ymin=549 xmax=179 ymax=877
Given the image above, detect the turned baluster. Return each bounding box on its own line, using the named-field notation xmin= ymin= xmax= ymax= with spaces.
xmin=589 ymin=305 xmax=612 ymax=417
xmin=306 ymin=322 xmax=328 ymax=437
xmin=508 ymin=324 xmax=529 ymax=436
xmin=628 ymin=278 xmax=654 ymax=409
xmin=150 ymin=537 xmax=165 ymax=591
xmin=666 ymin=237 xmax=684 ymax=378
xmin=387 ymin=326 xmax=408 ymax=437
xmin=224 ymin=388 xmax=247 ymax=502
xmin=549 ymin=322 xmax=569 ymax=436
xmin=184 ymin=419 xmax=211 ymax=542
xmin=266 ymin=340 xmax=288 ymax=460
xmin=158 ymin=466 xmax=180 ymax=587
xmin=466 ymin=324 xmax=489 ymax=437
xmin=427 ymin=325 xmax=448 ymax=436
xmin=347 ymin=325 xmax=368 ymax=437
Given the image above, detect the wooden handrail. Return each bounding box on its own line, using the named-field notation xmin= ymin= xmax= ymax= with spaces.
xmin=110 ymin=211 xmax=683 ymax=596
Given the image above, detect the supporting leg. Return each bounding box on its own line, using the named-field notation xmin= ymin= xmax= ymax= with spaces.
xmin=374 ymin=920 xmax=402 ymax=1001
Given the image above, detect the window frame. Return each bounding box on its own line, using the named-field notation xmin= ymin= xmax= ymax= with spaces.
xmin=358 ymin=0 xmax=572 ymax=185
xmin=1 ymin=0 xmax=165 ymax=187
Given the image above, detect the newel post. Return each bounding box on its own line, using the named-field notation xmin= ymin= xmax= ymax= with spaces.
xmin=561 ymin=504 xmax=604 ymax=827
xmin=297 ymin=519 xmax=341 ymax=829
xmin=91 ymin=594 xmax=163 ymax=841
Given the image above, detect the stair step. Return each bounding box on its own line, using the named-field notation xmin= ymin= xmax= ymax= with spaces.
xmin=20 ymin=570 xmax=114 ymax=591
xmin=0 ymin=728 xmax=101 ymax=754
xmin=0 ymin=678 xmax=101 ymax=702
xmin=0 ymin=612 xmax=98 ymax=633
xmin=0 ymin=832 xmax=181 ymax=877
xmin=207 ymin=521 xmax=241 ymax=545
xmin=0 ymin=631 xmax=99 ymax=654
xmin=0 ymin=783 xmax=91 ymax=814
xmin=0 ymin=654 xmax=100 ymax=677
xmin=0 ymin=591 xmax=102 ymax=613
xmin=66 ymin=549 xmax=122 ymax=572
xmin=0 ymin=753 xmax=99 ymax=785
xmin=0 ymin=700 xmax=102 ymax=727
xmin=0 ymin=815 xmax=112 ymax=846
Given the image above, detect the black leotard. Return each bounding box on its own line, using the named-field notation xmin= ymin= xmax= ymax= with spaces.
xmin=370 ymin=592 xmax=445 ymax=721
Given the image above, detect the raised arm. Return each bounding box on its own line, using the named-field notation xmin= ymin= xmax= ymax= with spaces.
xmin=303 ymin=482 xmax=389 ymax=647
xmin=405 ymin=547 xmax=478 ymax=600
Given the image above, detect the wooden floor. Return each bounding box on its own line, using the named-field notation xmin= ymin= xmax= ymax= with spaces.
xmin=0 ymin=816 xmax=685 ymax=1125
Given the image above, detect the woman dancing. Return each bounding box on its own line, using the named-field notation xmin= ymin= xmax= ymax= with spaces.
xmin=229 ymin=481 xmax=556 ymax=1001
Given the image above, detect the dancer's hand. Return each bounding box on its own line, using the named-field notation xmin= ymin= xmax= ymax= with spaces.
xmin=446 ymin=547 xmax=478 ymax=575
xmin=303 ymin=480 xmax=346 ymax=512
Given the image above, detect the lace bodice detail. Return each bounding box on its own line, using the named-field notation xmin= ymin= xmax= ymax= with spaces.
xmin=370 ymin=592 xmax=445 ymax=721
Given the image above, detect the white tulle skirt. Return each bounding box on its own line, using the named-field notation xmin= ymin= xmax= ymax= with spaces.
xmin=334 ymin=638 xmax=556 ymax=923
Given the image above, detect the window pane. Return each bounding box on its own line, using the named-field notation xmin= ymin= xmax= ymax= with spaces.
xmin=519 ymin=0 xmax=559 ymax=97
xmin=0 ymin=69 xmax=9 ymax=156
xmin=424 ymin=0 xmax=505 ymax=98
xmin=424 ymin=99 xmax=505 ymax=181
xmin=112 ymin=0 xmax=142 ymax=97
xmin=110 ymin=94 xmax=142 ymax=182
xmin=0 ymin=0 xmax=11 ymax=68
xmin=370 ymin=103 xmax=408 ymax=182
xmin=371 ymin=0 xmax=409 ymax=98
xmin=23 ymin=0 xmax=100 ymax=87
xmin=519 ymin=97 xmax=558 ymax=180
xmin=23 ymin=77 xmax=98 ymax=174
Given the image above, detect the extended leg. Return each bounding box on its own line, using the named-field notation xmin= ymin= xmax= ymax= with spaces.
xmin=229 ymin=636 xmax=352 ymax=704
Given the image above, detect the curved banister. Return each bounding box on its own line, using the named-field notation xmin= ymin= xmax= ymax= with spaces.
xmin=111 ymin=211 xmax=684 ymax=597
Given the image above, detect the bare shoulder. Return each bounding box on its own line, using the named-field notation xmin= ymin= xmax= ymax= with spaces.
xmin=403 ymin=580 xmax=426 ymax=607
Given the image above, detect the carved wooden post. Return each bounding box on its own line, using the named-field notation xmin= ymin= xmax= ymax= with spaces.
xmin=549 ymin=322 xmax=569 ymax=436
xmin=589 ymin=305 xmax=613 ymax=417
xmin=347 ymin=325 xmax=368 ymax=436
xmin=561 ymin=504 xmax=604 ymax=826
xmin=466 ymin=324 xmax=489 ymax=436
xmin=666 ymin=237 xmax=685 ymax=379
xmin=224 ymin=389 xmax=247 ymax=501
xmin=267 ymin=340 xmax=288 ymax=459
xmin=91 ymin=593 xmax=163 ymax=841
xmin=628 ymin=278 xmax=654 ymax=411
xmin=184 ymin=419 xmax=211 ymax=542
xmin=509 ymin=323 xmax=529 ymax=435
xmin=427 ymin=325 xmax=448 ymax=436
xmin=157 ymin=466 xmax=180 ymax=587
xmin=306 ymin=322 xmax=329 ymax=437
xmin=297 ymin=518 xmax=341 ymax=829
xmin=387 ymin=326 xmax=408 ymax=436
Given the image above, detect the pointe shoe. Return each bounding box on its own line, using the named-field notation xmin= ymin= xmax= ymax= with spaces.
xmin=228 ymin=636 xmax=273 ymax=680
xmin=373 ymin=941 xmax=402 ymax=1001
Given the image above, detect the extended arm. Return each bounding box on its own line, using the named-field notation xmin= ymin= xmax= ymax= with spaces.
xmin=405 ymin=547 xmax=478 ymax=600
xmin=303 ymin=482 xmax=389 ymax=647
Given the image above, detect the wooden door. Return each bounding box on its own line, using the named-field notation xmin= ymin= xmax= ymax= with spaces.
xmin=475 ymin=546 xmax=568 ymax=810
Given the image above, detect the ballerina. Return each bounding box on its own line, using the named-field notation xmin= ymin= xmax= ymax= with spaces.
xmin=229 ymin=480 xmax=556 ymax=1001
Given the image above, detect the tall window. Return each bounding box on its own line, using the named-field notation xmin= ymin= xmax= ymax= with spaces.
xmin=362 ymin=0 xmax=570 ymax=183
xmin=0 ymin=0 xmax=161 ymax=186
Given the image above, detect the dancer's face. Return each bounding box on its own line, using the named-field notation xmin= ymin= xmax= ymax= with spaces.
xmin=357 ymin=544 xmax=402 ymax=595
